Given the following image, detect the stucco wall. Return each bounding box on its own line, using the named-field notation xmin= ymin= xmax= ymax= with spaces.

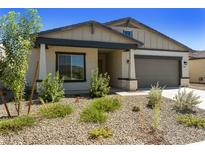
xmin=190 ymin=59 xmax=205 ymax=83
xmin=26 ymin=46 xmax=98 ymax=92
xmin=106 ymin=51 xmax=123 ymax=88
xmin=26 ymin=49 xmax=40 ymax=86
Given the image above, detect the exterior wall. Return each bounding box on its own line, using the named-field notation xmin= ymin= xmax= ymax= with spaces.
xmin=190 ymin=59 xmax=205 ymax=83
xmin=121 ymin=49 xmax=190 ymax=88
xmin=98 ymin=53 xmax=106 ymax=73
xmin=111 ymin=26 xmax=187 ymax=51
xmin=26 ymin=48 xmax=40 ymax=86
xmin=26 ymin=46 xmax=98 ymax=93
xmin=106 ymin=51 xmax=123 ymax=88
xmin=40 ymin=24 xmax=135 ymax=44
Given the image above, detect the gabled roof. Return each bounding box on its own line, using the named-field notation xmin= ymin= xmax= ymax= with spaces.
xmin=105 ymin=17 xmax=192 ymax=51
xmin=39 ymin=20 xmax=143 ymax=47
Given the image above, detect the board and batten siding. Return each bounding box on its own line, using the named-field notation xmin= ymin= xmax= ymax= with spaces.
xmin=40 ymin=24 xmax=136 ymax=44
xmin=111 ymin=26 xmax=186 ymax=51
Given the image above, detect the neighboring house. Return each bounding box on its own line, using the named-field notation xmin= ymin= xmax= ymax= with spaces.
xmin=26 ymin=17 xmax=192 ymax=94
xmin=189 ymin=51 xmax=205 ymax=83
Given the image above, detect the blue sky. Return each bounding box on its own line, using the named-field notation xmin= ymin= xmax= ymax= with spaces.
xmin=0 ymin=8 xmax=205 ymax=50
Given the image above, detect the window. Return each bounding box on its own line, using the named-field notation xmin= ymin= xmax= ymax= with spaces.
xmin=56 ymin=53 xmax=85 ymax=81
xmin=123 ymin=30 xmax=133 ymax=38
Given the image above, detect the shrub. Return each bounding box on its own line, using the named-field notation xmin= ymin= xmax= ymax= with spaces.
xmin=132 ymin=106 xmax=140 ymax=112
xmin=174 ymin=89 xmax=201 ymax=112
xmin=90 ymin=69 xmax=110 ymax=98
xmin=147 ymin=83 xmax=163 ymax=108
xmin=88 ymin=127 xmax=113 ymax=139
xmin=92 ymin=97 xmax=121 ymax=112
xmin=176 ymin=114 xmax=205 ymax=128
xmin=39 ymin=103 xmax=72 ymax=119
xmin=80 ymin=107 xmax=107 ymax=123
xmin=0 ymin=116 xmax=36 ymax=135
xmin=38 ymin=72 xmax=64 ymax=103
xmin=152 ymin=103 xmax=161 ymax=131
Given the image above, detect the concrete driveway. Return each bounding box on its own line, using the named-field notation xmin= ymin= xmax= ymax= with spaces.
xmin=162 ymin=87 xmax=205 ymax=110
xmin=116 ymin=87 xmax=205 ymax=110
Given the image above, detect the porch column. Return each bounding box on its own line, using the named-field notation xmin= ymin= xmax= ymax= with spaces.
xmin=127 ymin=49 xmax=138 ymax=91
xmin=39 ymin=44 xmax=47 ymax=80
xmin=129 ymin=49 xmax=136 ymax=79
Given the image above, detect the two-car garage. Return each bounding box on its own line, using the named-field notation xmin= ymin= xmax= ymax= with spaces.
xmin=134 ymin=55 xmax=181 ymax=88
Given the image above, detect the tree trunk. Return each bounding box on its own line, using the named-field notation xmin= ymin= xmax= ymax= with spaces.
xmin=0 ymin=90 xmax=11 ymax=117
xmin=3 ymin=102 xmax=11 ymax=117
xmin=27 ymin=61 xmax=39 ymax=115
xmin=17 ymin=100 xmax=21 ymax=116
xmin=14 ymin=97 xmax=18 ymax=113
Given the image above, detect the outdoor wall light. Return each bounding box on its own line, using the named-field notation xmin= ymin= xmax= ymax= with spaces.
xmin=127 ymin=59 xmax=130 ymax=64
xmin=184 ymin=61 xmax=188 ymax=65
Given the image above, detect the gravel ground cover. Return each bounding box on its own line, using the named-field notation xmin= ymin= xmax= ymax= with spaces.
xmin=0 ymin=95 xmax=205 ymax=145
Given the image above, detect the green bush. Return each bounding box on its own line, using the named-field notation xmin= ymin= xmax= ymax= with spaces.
xmin=80 ymin=107 xmax=107 ymax=123
xmin=92 ymin=97 xmax=121 ymax=112
xmin=80 ymin=97 xmax=120 ymax=123
xmin=39 ymin=103 xmax=72 ymax=119
xmin=132 ymin=106 xmax=140 ymax=112
xmin=90 ymin=69 xmax=110 ymax=98
xmin=176 ymin=114 xmax=205 ymax=128
xmin=174 ymin=89 xmax=201 ymax=112
xmin=147 ymin=83 xmax=163 ymax=108
xmin=38 ymin=72 xmax=64 ymax=103
xmin=0 ymin=116 xmax=36 ymax=135
xmin=88 ymin=127 xmax=113 ymax=139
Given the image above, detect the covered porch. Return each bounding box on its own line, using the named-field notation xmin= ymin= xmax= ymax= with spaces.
xmin=32 ymin=37 xmax=139 ymax=94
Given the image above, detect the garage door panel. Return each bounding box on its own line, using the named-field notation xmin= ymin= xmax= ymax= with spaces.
xmin=135 ymin=57 xmax=180 ymax=88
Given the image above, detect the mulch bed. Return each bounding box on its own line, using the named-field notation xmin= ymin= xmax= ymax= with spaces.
xmin=0 ymin=95 xmax=205 ymax=145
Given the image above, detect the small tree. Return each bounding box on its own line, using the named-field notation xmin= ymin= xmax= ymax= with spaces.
xmin=90 ymin=69 xmax=110 ymax=98
xmin=0 ymin=9 xmax=42 ymax=115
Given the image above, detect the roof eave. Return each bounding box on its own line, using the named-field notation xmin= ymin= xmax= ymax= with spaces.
xmin=36 ymin=37 xmax=140 ymax=50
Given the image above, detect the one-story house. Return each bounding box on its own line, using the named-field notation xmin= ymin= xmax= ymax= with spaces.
xmin=189 ymin=51 xmax=205 ymax=83
xmin=26 ymin=17 xmax=192 ymax=94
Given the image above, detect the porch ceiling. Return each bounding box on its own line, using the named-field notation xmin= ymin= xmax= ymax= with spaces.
xmin=36 ymin=37 xmax=139 ymax=50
